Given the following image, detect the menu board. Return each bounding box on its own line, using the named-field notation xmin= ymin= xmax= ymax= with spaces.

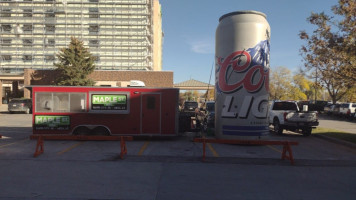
xmin=91 ymin=94 xmax=127 ymax=111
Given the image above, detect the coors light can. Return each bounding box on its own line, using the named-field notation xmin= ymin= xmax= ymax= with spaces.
xmin=215 ymin=10 xmax=270 ymax=139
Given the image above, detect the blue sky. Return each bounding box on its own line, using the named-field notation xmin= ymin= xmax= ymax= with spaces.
xmin=160 ymin=0 xmax=339 ymax=84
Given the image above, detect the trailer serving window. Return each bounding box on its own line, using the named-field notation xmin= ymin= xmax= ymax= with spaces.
xmin=35 ymin=92 xmax=86 ymax=113
xmin=89 ymin=92 xmax=130 ymax=114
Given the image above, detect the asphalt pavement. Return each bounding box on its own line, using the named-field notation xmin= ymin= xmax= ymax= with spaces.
xmin=1 ymin=104 xmax=356 ymax=200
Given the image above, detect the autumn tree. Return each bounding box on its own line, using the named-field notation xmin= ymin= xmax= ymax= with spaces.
xmin=299 ymin=0 xmax=355 ymax=104
xmin=292 ymin=73 xmax=314 ymax=100
xmin=204 ymin=88 xmax=215 ymax=101
xmin=269 ymin=66 xmax=293 ymax=100
xmin=54 ymin=37 xmax=96 ymax=86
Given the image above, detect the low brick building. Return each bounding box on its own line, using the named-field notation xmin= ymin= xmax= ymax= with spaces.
xmin=19 ymin=69 xmax=173 ymax=99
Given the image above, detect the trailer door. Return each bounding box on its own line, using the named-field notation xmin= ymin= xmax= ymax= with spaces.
xmin=142 ymin=93 xmax=161 ymax=134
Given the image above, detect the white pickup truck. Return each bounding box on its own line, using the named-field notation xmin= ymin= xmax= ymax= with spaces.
xmin=269 ymin=101 xmax=319 ymax=136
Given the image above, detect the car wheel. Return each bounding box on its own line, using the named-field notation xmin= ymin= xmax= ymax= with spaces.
xmin=273 ymin=118 xmax=283 ymax=135
xmin=302 ymin=128 xmax=312 ymax=136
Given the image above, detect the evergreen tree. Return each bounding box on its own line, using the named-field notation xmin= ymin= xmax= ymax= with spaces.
xmin=54 ymin=37 xmax=96 ymax=86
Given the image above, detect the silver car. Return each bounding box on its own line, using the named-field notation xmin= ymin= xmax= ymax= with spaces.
xmin=8 ymin=98 xmax=32 ymax=114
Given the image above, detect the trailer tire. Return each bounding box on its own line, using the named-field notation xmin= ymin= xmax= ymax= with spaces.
xmin=91 ymin=126 xmax=110 ymax=136
xmin=273 ymin=118 xmax=283 ymax=135
xmin=73 ymin=126 xmax=90 ymax=135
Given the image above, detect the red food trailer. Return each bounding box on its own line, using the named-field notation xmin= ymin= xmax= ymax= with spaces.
xmin=27 ymin=86 xmax=179 ymax=136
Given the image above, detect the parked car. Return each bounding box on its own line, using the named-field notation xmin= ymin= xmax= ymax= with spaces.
xmin=339 ymin=103 xmax=356 ymax=118
xmin=196 ymin=101 xmax=215 ymax=131
xmin=8 ymin=98 xmax=32 ymax=114
xmin=268 ymin=100 xmax=319 ymax=136
xmin=324 ymin=104 xmax=334 ymax=114
xmin=330 ymin=104 xmax=341 ymax=116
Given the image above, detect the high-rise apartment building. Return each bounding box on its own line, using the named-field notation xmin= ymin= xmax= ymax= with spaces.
xmin=0 ymin=0 xmax=163 ymax=74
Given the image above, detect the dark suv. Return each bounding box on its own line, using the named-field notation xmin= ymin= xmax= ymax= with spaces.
xmin=8 ymin=98 xmax=32 ymax=114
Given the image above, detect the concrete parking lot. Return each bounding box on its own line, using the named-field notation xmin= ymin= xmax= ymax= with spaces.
xmin=1 ymin=105 xmax=356 ymax=200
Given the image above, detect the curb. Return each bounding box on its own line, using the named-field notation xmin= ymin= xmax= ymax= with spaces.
xmin=313 ymin=134 xmax=356 ymax=149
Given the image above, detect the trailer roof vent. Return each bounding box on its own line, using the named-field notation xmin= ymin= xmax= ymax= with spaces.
xmin=128 ymin=80 xmax=145 ymax=87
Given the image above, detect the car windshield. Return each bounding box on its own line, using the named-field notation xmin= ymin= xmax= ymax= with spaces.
xmin=185 ymin=102 xmax=198 ymax=107
xmin=10 ymin=99 xmax=25 ymax=103
xmin=273 ymin=102 xmax=297 ymax=110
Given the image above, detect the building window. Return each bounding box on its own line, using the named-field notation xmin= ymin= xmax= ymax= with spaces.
xmin=89 ymin=0 xmax=99 ymax=2
xmin=89 ymin=25 xmax=99 ymax=34
xmin=45 ymin=55 xmax=55 ymax=62
xmin=1 ymin=39 xmax=12 ymax=47
xmin=89 ymin=40 xmax=99 ymax=47
xmin=147 ymin=96 xmax=156 ymax=109
xmin=45 ymin=25 xmax=55 ymax=33
xmin=1 ymin=24 xmax=12 ymax=32
xmin=44 ymin=39 xmax=55 ymax=47
xmin=93 ymin=55 xmax=100 ymax=62
xmin=23 ymin=39 xmax=33 ymax=47
xmin=22 ymin=25 xmax=33 ymax=32
xmin=89 ymin=7 xmax=99 ymax=18
xmin=1 ymin=55 xmax=12 ymax=62
xmin=1 ymin=9 xmax=11 ymax=17
xmin=23 ymin=55 xmax=33 ymax=62
xmin=23 ymin=9 xmax=33 ymax=17
xmin=48 ymin=39 xmax=55 ymax=46
xmin=46 ymin=9 xmax=55 ymax=18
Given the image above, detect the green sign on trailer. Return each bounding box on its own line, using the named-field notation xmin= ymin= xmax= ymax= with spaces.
xmin=35 ymin=115 xmax=70 ymax=130
xmin=91 ymin=94 xmax=127 ymax=110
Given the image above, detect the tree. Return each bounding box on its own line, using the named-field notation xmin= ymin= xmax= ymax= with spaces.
xmin=292 ymin=73 xmax=314 ymax=100
xmin=269 ymin=66 xmax=293 ymax=100
xmin=299 ymin=0 xmax=355 ymax=104
xmin=332 ymin=0 xmax=356 ymax=82
xmin=54 ymin=37 xmax=96 ymax=86
xmin=204 ymin=88 xmax=215 ymax=101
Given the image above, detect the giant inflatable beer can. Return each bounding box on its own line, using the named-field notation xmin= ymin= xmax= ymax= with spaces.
xmin=215 ymin=10 xmax=270 ymax=139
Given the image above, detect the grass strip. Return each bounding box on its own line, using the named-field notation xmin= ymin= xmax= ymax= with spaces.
xmin=313 ymin=127 xmax=356 ymax=144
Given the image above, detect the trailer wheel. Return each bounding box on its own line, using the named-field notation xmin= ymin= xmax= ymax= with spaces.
xmin=91 ymin=126 xmax=110 ymax=136
xmin=273 ymin=118 xmax=283 ymax=135
xmin=73 ymin=126 xmax=90 ymax=135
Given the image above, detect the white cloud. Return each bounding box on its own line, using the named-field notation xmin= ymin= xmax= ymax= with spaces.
xmin=186 ymin=36 xmax=214 ymax=54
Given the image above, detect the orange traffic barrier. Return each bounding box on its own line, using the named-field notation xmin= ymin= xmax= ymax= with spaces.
xmin=120 ymin=136 xmax=128 ymax=159
xmin=194 ymin=138 xmax=299 ymax=165
xmin=31 ymin=135 xmax=133 ymax=159
xmin=33 ymin=136 xmax=44 ymax=157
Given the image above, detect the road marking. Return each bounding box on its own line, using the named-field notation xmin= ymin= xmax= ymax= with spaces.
xmin=267 ymin=145 xmax=282 ymax=153
xmin=57 ymin=142 xmax=86 ymax=155
xmin=0 ymin=138 xmax=28 ymax=148
xmin=207 ymin=143 xmax=219 ymax=157
xmin=138 ymin=141 xmax=150 ymax=156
